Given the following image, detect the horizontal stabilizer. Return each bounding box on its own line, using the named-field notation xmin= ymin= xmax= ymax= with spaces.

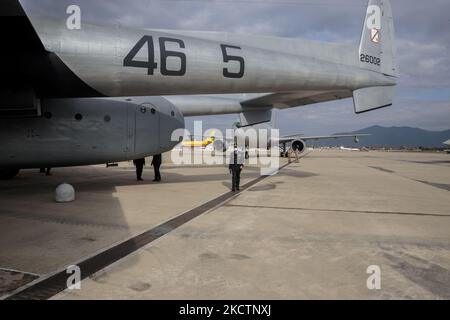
xmin=353 ymin=86 xmax=394 ymax=114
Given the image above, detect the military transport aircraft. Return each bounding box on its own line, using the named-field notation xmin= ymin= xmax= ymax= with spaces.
xmin=0 ymin=0 xmax=398 ymax=179
xmin=203 ymin=120 xmax=371 ymax=157
xmin=444 ymin=140 xmax=450 ymax=154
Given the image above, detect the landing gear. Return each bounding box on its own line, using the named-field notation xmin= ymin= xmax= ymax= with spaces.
xmin=0 ymin=169 xmax=20 ymax=180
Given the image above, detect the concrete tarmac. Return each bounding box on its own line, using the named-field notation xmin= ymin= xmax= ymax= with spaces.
xmin=1 ymin=150 xmax=449 ymax=299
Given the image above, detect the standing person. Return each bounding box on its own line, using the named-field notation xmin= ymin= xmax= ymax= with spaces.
xmin=229 ymin=143 xmax=244 ymax=192
xmin=288 ymin=146 xmax=300 ymax=164
xmin=288 ymin=147 xmax=293 ymax=163
xmin=151 ymin=154 xmax=162 ymax=182
xmin=40 ymin=167 xmax=52 ymax=175
xmin=133 ymin=158 xmax=145 ymax=181
xmin=294 ymin=148 xmax=300 ymax=163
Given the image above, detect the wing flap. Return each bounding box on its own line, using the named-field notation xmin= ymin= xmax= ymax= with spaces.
xmin=241 ymin=90 xmax=352 ymax=109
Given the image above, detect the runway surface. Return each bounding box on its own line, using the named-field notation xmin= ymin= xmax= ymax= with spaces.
xmin=1 ymin=150 xmax=449 ymax=299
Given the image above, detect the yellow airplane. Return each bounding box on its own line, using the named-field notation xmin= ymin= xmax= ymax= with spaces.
xmin=182 ymin=130 xmax=216 ymax=148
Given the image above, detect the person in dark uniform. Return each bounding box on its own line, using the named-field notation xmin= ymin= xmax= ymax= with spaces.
xmin=40 ymin=167 xmax=52 ymax=175
xmin=151 ymin=154 xmax=162 ymax=182
xmin=229 ymin=143 xmax=244 ymax=192
xmin=133 ymin=158 xmax=145 ymax=181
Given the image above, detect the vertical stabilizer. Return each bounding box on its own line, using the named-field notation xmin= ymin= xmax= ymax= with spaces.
xmin=359 ymin=0 xmax=398 ymax=77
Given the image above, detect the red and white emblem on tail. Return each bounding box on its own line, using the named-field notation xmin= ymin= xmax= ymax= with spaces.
xmin=366 ymin=5 xmax=381 ymax=44
xmin=371 ymin=28 xmax=380 ymax=43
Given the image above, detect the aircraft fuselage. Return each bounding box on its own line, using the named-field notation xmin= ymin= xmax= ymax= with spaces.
xmin=18 ymin=17 xmax=396 ymax=99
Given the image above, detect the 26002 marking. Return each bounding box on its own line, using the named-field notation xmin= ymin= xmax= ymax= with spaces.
xmin=360 ymin=53 xmax=381 ymax=66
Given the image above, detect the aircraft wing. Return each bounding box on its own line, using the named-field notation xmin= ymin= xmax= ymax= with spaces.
xmin=241 ymin=90 xmax=353 ymax=109
xmin=278 ymin=134 xmax=371 ymax=144
xmin=168 ymin=90 xmax=353 ymax=118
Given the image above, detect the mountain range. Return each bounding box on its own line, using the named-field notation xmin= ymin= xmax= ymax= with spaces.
xmin=312 ymin=126 xmax=450 ymax=148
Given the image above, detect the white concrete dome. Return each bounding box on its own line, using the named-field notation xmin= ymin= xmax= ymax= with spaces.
xmin=55 ymin=183 xmax=75 ymax=203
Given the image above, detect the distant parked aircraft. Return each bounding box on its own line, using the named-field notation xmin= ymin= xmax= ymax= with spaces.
xmin=444 ymin=140 xmax=450 ymax=154
xmin=182 ymin=131 xmax=216 ymax=149
xmin=339 ymin=146 xmax=362 ymax=152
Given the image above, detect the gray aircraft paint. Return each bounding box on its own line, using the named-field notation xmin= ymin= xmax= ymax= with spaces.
xmin=21 ymin=0 xmax=396 ymax=98
xmin=0 ymin=97 xmax=184 ymax=168
xmin=0 ymin=0 xmax=398 ymax=175
xmin=24 ymin=18 xmax=393 ymax=97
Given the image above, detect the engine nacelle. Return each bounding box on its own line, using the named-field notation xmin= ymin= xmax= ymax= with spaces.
xmin=291 ymin=140 xmax=306 ymax=153
xmin=0 ymin=96 xmax=185 ymax=169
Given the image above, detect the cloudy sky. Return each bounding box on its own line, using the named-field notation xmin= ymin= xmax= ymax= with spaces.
xmin=22 ymin=0 xmax=450 ymax=135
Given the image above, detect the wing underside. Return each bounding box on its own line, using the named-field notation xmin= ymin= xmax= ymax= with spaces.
xmin=0 ymin=0 xmax=101 ymax=113
xmin=170 ymin=90 xmax=354 ymax=122
xmin=241 ymin=90 xmax=353 ymax=109
xmin=279 ymin=134 xmax=370 ymax=145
